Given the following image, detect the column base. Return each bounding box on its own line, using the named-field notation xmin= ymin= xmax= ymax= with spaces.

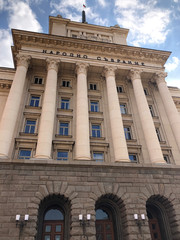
xmin=115 ymin=158 xmax=130 ymax=162
xmin=75 ymin=156 xmax=91 ymax=161
xmin=0 ymin=154 xmax=8 ymax=159
xmin=33 ymin=155 xmax=51 ymax=159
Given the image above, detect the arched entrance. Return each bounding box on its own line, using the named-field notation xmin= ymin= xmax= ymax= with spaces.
xmin=146 ymin=195 xmax=173 ymax=240
xmin=42 ymin=207 xmax=64 ymax=240
xmin=35 ymin=194 xmax=71 ymax=240
xmin=96 ymin=209 xmax=114 ymax=240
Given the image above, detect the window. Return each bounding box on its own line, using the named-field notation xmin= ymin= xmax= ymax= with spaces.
xmin=61 ymin=99 xmax=70 ymax=110
xmin=129 ymin=154 xmax=138 ymax=162
xmin=144 ymin=88 xmax=148 ymax=95
xmin=62 ymin=80 xmax=70 ymax=87
xmin=93 ymin=152 xmax=104 ymax=162
xmin=30 ymin=95 xmax=40 ymax=107
xmin=120 ymin=103 xmax=127 ymax=114
xmin=117 ymin=86 xmax=123 ymax=93
xmin=92 ymin=124 xmax=101 ymax=138
xmin=156 ymin=128 xmax=162 ymax=141
xmin=163 ymin=155 xmax=170 ymax=163
xmin=90 ymin=101 xmax=99 ymax=112
xmin=34 ymin=77 xmax=43 ymax=84
xmin=18 ymin=149 xmax=31 ymax=159
xmin=124 ymin=127 xmax=132 ymax=140
xmin=90 ymin=83 xmax=97 ymax=90
xmin=57 ymin=151 xmax=68 ymax=161
xmin=149 ymin=105 xmax=155 ymax=117
xmin=59 ymin=122 xmax=69 ymax=136
xmin=24 ymin=120 xmax=36 ymax=134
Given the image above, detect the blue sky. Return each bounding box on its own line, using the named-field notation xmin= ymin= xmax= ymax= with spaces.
xmin=0 ymin=0 xmax=180 ymax=87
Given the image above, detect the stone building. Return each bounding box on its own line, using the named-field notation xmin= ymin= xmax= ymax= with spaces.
xmin=0 ymin=14 xmax=180 ymax=240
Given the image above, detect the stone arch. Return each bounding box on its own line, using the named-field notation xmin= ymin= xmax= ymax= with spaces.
xmin=35 ymin=194 xmax=71 ymax=240
xmin=95 ymin=193 xmax=128 ymax=240
xmin=146 ymin=194 xmax=179 ymax=240
xmin=27 ymin=181 xmax=77 ymax=238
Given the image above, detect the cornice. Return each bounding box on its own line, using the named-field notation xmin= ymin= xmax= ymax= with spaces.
xmin=12 ymin=29 xmax=171 ymax=66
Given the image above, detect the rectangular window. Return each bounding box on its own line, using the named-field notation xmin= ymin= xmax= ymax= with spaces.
xmin=156 ymin=128 xmax=162 ymax=141
xmin=24 ymin=120 xmax=36 ymax=134
xmin=59 ymin=122 xmax=69 ymax=136
xmin=163 ymin=155 xmax=170 ymax=164
xmin=90 ymin=101 xmax=99 ymax=112
xmin=149 ymin=105 xmax=154 ymax=117
xmin=129 ymin=154 xmax=138 ymax=162
xmin=92 ymin=124 xmax=101 ymax=137
xmin=62 ymin=80 xmax=70 ymax=87
xmin=117 ymin=86 xmax=123 ymax=93
xmin=144 ymin=88 xmax=148 ymax=95
xmin=18 ymin=149 xmax=31 ymax=159
xmin=124 ymin=127 xmax=132 ymax=140
xmin=90 ymin=83 xmax=97 ymax=90
xmin=34 ymin=77 xmax=43 ymax=84
xmin=57 ymin=151 xmax=68 ymax=161
xmin=30 ymin=95 xmax=40 ymax=107
xmin=120 ymin=103 xmax=127 ymax=114
xmin=93 ymin=152 xmax=104 ymax=162
xmin=61 ymin=99 xmax=70 ymax=110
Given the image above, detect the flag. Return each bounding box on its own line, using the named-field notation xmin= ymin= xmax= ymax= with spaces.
xmin=83 ymin=4 xmax=86 ymax=8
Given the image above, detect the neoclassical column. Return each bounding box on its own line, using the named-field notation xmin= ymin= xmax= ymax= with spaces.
xmin=35 ymin=58 xmax=59 ymax=159
xmin=0 ymin=55 xmax=31 ymax=158
xmin=75 ymin=63 xmax=91 ymax=160
xmin=155 ymin=72 xmax=180 ymax=151
xmin=129 ymin=69 xmax=165 ymax=164
xmin=104 ymin=66 xmax=129 ymax=162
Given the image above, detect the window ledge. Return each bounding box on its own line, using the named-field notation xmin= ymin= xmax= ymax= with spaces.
xmin=55 ymin=134 xmax=72 ymax=138
xmin=19 ymin=132 xmax=38 ymax=137
xmin=57 ymin=108 xmax=73 ymax=112
xmin=89 ymin=111 xmax=103 ymax=115
xmin=25 ymin=105 xmax=42 ymax=110
xmin=126 ymin=139 xmax=137 ymax=143
xmin=90 ymin=137 xmax=105 ymax=141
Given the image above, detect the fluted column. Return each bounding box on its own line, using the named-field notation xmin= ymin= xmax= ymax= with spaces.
xmin=75 ymin=63 xmax=90 ymax=160
xmin=35 ymin=59 xmax=59 ymax=159
xmin=0 ymin=55 xmax=31 ymax=158
xmin=105 ymin=67 xmax=129 ymax=162
xmin=129 ymin=69 xmax=165 ymax=164
xmin=155 ymin=72 xmax=180 ymax=151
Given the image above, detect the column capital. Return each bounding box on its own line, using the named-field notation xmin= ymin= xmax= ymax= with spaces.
xmin=103 ymin=66 xmax=117 ymax=78
xmin=128 ymin=69 xmax=142 ymax=81
xmin=46 ymin=58 xmax=60 ymax=72
xmin=154 ymin=72 xmax=167 ymax=85
xmin=16 ymin=55 xmax=31 ymax=69
xmin=76 ymin=63 xmax=89 ymax=75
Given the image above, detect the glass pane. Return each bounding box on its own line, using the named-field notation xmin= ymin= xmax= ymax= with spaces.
xmin=55 ymin=235 xmax=61 ymax=240
xmin=45 ymin=235 xmax=50 ymax=240
xmin=56 ymin=225 xmax=61 ymax=232
xmin=96 ymin=209 xmax=109 ymax=220
xmin=45 ymin=225 xmax=51 ymax=232
xmin=44 ymin=209 xmax=64 ymax=220
xmin=152 ymin=223 xmax=156 ymax=230
xmin=106 ymin=234 xmax=112 ymax=240
xmin=154 ymin=233 xmax=158 ymax=239
xmin=106 ymin=224 xmax=111 ymax=231
xmin=96 ymin=234 xmax=103 ymax=240
xmin=96 ymin=223 xmax=102 ymax=232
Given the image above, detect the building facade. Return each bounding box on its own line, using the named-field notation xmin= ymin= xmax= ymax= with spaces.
xmin=0 ymin=15 xmax=180 ymax=240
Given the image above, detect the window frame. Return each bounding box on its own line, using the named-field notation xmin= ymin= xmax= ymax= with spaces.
xmin=29 ymin=95 xmax=40 ymax=107
xmin=120 ymin=103 xmax=128 ymax=115
xmin=93 ymin=152 xmax=104 ymax=162
xmin=117 ymin=85 xmax=124 ymax=93
xmin=89 ymin=83 xmax=97 ymax=91
xmin=91 ymin=124 xmax=101 ymax=138
xmin=156 ymin=128 xmax=162 ymax=142
xmin=57 ymin=151 xmax=68 ymax=161
xmin=61 ymin=98 xmax=70 ymax=110
xmin=129 ymin=154 xmax=138 ymax=163
xmin=124 ymin=126 xmax=132 ymax=140
xmin=62 ymin=80 xmax=71 ymax=88
xmin=90 ymin=101 xmax=99 ymax=112
xmin=34 ymin=76 xmax=43 ymax=85
xmin=59 ymin=122 xmax=69 ymax=136
xmin=18 ymin=149 xmax=32 ymax=160
xmin=24 ymin=119 xmax=37 ymax=134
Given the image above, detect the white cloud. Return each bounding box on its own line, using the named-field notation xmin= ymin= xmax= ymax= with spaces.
xmin=97 ymin=0 xmax=107 ymax=8
xmin=0 ymin=29 xmax=13 ymax=67
xmin=167 ymin=78 xmax=180 ymax=88
xmin=165 ymin=57 xmax=180 ymax=72
xmin=8 ymin=1 xmax=42 ymax=32
xmin=173 ymin=0 xmax=178 ymax=3
xmin=114 ymin=0 xmax=171 ymax=46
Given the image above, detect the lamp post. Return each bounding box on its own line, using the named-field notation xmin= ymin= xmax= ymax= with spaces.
xmin=79 ymin=214 xmax=91 ymax=238
xmin=16 ymin=214 xmax=29 ymax=240
xmin=134 ymin=213 xmax=146 ymax=231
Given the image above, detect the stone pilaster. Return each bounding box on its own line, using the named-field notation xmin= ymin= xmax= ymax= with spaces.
xmin=129 ymin=69 xmax=165 ymax=164
xmin=105 ymin=66 xmax=129 ymax=162
xmin=35 ymin=58 xmax=59 ymax=159
xmin=75 ymin=63 xmax=91 ymax=160
xmin=155 ymin=72 xmax=180 ymax=152
xmin=0 ymin=54 xmax=31 ymax=158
